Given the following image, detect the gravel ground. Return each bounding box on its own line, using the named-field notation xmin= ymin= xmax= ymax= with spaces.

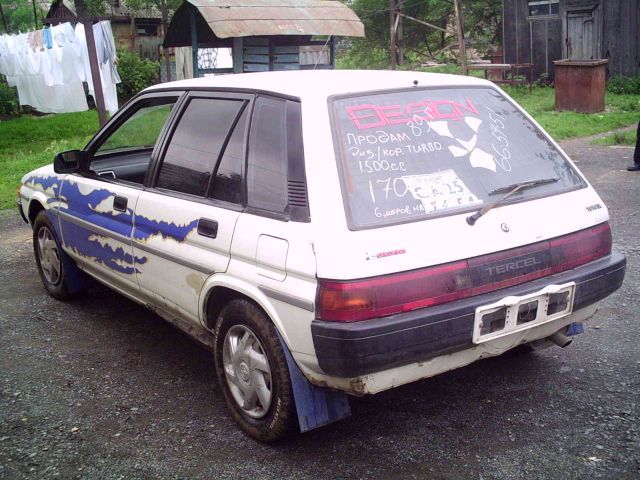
xmin=0 ymin=137 xmax=638 ymax=479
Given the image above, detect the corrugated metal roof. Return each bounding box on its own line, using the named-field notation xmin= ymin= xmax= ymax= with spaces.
xmin=171 ymin=0 xmax=364 ymax=40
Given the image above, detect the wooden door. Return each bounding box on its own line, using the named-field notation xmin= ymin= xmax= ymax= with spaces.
xmin=566 ymin=11 xmax=595 ymax=59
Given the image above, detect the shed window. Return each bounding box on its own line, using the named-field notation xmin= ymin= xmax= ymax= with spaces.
xmin=135 ymin=20 xmax=159 ymax=36
xmin=528 ymin=0 xmax=559 ymax=17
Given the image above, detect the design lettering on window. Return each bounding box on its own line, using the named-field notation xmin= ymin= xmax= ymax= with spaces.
xmin=344 ymin=99 xmax=512 ymax=174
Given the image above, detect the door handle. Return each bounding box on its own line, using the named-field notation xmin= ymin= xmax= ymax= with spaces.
xmin=197 ymin=218 xmax=218 ymax=238
xmin=113 ymin=195 xmax=128 ymax=212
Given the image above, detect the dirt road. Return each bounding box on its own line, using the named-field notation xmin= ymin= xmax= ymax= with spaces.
xmin=1 ymin=138 xmax=638 ymax=479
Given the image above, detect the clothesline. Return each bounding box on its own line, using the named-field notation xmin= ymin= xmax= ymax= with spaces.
xmin=0 ymin=21 xmax=120 ymax=115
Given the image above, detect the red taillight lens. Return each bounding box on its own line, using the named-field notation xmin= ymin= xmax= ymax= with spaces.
xmin=317 ymin=223 xmax=613 ymax=322
xmin=549 ymin=222 xmax=612 ymax=272
xmin=317 ymin=261 xmax=468 ymax=322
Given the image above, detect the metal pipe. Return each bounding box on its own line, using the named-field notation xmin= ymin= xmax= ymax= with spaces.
xmin=549 ymin=331 xmax=573 ymax=348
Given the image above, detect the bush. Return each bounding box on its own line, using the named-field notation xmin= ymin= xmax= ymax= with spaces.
xmin=607 ymin=74 xmax=640 ymax=95
xmin=116 ymin=50 xmax=159 ymax=100
xmin=0 ymin=82 xmax=19 ymax=116
xmin=336 ymin=43 xmax=390 ymax=70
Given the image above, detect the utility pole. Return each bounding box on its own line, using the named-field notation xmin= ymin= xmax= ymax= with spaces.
xmin=397 ymin=0 xmax=403 ymax=66
xmin=389 ymin=0 xmax=397 ymax=70
xmin=74 ymin=0 xmax=108 ymax=126
xmin=453 ymin=0 xmax=467 ymax=75
xmin=32 ymin=0 xmax=39 ymax=29
xmin=0 ymin=2 xmax=8 ymax=34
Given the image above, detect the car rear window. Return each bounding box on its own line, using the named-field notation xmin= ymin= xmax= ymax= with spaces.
xmin=330 ymin=87 xmax=586 ymax=229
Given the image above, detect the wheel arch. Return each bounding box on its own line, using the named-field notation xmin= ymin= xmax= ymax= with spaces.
xmin=200 ymin=275 xmax=293 ymax=349
xmin=27 ymin=198 xmax=47 ymax=225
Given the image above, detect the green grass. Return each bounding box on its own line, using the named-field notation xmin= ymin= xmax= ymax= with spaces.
xmin=501 ymin=86 xmax=640 ymax=140
xmin=592 ymin=128 xmax=637 ymax=146
xmin=0 ymin=110 xmax=99 ymax=209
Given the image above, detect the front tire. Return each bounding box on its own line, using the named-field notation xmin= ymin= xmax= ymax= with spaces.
xmin=32 ymin=210 xmax=88 ymax=300
xmin=213 ymin=299 xmax=296 ymax=442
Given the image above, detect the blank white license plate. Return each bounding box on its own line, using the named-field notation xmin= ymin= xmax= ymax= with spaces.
xmin=472 ymin=282 xmax=576 ymax=344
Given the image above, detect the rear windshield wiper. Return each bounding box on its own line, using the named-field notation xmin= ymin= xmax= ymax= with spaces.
xmin=466 ymin=177 xmax=558 ymax=226
xmin=487 ymin=177 xmax=559 ymax=195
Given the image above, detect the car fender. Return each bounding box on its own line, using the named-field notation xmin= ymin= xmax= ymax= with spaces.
xmin=27 ymin=191 xmax=51 ymax=214
xmin=21 ymin=171 xmax=64 ymax=222
xmin=198 ymin=273 xmax=294 ymax=350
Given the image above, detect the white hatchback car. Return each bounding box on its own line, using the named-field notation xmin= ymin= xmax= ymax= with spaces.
xmin=18 ymin=70 xmax=626 ymax=441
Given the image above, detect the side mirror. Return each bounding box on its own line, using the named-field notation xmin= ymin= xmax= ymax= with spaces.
xmin=53 ymin=150 xmax=90 ymax=174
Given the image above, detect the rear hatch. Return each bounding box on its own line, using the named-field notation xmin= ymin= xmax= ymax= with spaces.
xmin=313 ymin=85 xmax=610 ymax=319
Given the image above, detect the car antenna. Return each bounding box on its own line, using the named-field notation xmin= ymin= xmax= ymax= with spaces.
xmin=314 ymin=34 xmax=333 ymax=70
xmin=413 ymin=80 xmax=419 ymax=87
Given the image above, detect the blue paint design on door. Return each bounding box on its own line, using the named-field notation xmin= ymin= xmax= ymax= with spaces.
xmin=27 ymin=176 xmax=200 ymax=275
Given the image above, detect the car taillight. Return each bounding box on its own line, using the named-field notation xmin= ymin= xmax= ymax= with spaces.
xmin=316 ymin=261 xmax=468 ymax=322
xmin=316 ymin=222 xmax=612 ymax=322
xmin=549 ymin=222 xmax=612 ymax=273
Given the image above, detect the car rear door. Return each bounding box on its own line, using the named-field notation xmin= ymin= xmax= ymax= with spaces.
xmin=229 ymin=95 xmax=317 ymax=351
xmin=131 ymin=91 xmax=251 ymax=324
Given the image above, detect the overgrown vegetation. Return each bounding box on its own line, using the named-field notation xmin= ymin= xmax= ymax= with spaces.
xmin=116 ymin=50 xmax=159 ymax=100
xmin=606 ymin=74 xmax=640 ymax=95
xmin=336 ymin=47 xmax=390 ymax=70
xmin=0 ymin=0 xmax=44 ymax=32
xmin=0 ymin=111 xmax=98 ymax=209
xmin=0 ymin=82 xmax=19 ymax=117
xmin=337 ymin=0 xmax=502 ymax=70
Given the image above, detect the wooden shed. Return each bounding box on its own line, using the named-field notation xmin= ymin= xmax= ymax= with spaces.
xmin=162 ymin=0 xmax=364 ymax=76
xmin=45 ymin=0 xmax=164 ymax=60
xmin=502 ymin=0 xmax=640 ymax=80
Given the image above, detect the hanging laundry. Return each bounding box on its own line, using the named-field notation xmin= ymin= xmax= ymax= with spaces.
xmin=0 ymin=21 xmax=120 ymax=115
xmin=175 ymin=46 xmax=193 ymax=80
xmin=76 ymin=21 xmax=120 ymax=115
xmin=43 ymin=27 xmax=53 ymax=50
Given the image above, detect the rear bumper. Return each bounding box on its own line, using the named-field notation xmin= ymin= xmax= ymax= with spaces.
xmin=311 ymin=252 xmax=626 ymax=377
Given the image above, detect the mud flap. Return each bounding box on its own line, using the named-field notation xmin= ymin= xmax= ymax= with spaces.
xmin=566 ymin=322 xmax=584 ymax=336
xmin=61 ymin=252 xmax=92 ymax=294
xmin=46 ymin=210 xmax=91 ymax=294
xmin=276 ymin=331 xmax=351 ymax=433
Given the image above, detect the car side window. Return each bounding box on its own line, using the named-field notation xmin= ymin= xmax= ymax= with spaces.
xmin=156 ymin=97 xmax=245 ymax=197
xmin=97 ymin=102 xmax=174 ymax=154
xmin=209 ymin=106 xmax=247 ymax=204
xmin=247 ymin=96 xmax=288 ymax=213
xmin=90 ymin=98 xmax=177 ymax=184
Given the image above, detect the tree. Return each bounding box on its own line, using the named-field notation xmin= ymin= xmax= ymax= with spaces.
xmin=340 ymin=0 xmax=502 ymax=68
xmin=1 ymin=0 xmax=42 ymax=33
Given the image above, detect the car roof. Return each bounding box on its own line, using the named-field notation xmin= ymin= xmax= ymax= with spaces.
xmin=145 ymin=70 xmax=494 ymax=99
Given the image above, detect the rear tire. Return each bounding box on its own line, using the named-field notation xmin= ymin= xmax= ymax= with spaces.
xmin=213 ymin=299 xmax=296 ymax=442
xmin=33 ymin=210 xmax=88 ymax=300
